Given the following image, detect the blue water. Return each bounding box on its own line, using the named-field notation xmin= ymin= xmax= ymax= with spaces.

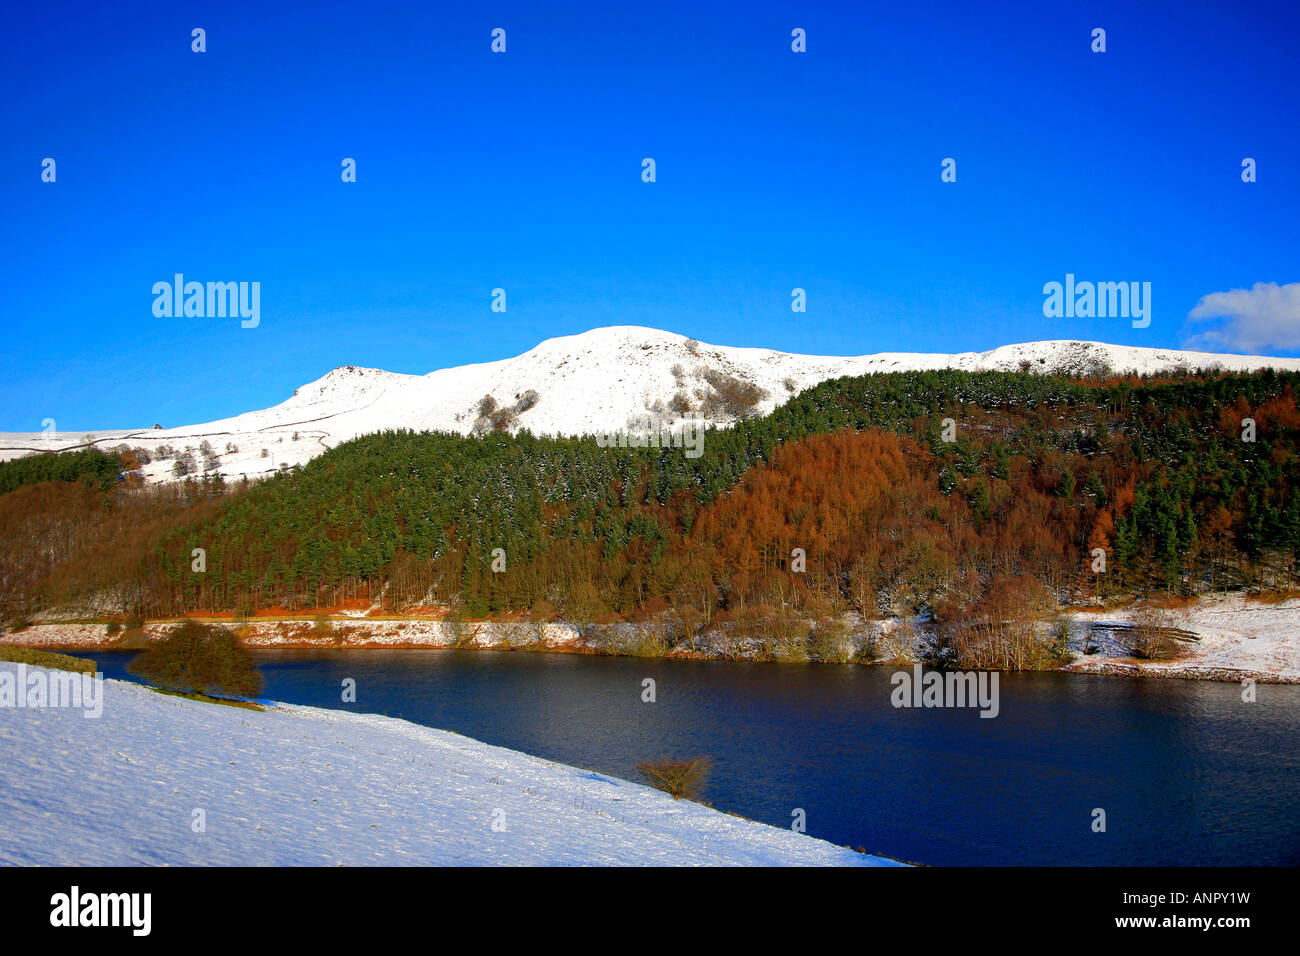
xmin=78 ymin=649 xmax=1300 ymax=866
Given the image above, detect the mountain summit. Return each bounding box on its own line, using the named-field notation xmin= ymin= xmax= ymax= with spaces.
xmin=5 ymin=326 xmax=1300 ymax=483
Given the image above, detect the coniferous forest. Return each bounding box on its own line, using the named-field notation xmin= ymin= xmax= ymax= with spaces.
xmin=2 ymin=367 xmax=1298 ymax=647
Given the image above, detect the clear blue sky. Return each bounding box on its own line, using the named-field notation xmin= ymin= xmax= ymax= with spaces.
xmin=2 ymin=0 xmax=1297 ymax=429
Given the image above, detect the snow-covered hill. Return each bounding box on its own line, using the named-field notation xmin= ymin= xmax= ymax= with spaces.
xmin=0 ymin=663 xmax=900 ymax=866
xmin=4 ymin=326 xmax=1300 ymax=484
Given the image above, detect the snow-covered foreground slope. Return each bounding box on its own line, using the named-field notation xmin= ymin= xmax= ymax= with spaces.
xmin=0 ymin=664 xmax=901 ymax=866
xmin=4 ymin=326 xmax=1299 ymax=484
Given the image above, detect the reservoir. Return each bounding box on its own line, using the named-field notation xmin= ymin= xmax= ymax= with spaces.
xmin=77 ymin=648 xmax=1300 ymax=866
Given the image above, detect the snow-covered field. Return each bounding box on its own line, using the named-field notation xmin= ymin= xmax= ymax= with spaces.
xmin=4 ymin=325 xmax=1298 ymax=483
xmin=0 ymin=664 xmax=900 ymax=866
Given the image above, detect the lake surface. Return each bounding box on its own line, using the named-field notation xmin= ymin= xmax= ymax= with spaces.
xmin=78 ymin=649 xmax=1300 ymax=866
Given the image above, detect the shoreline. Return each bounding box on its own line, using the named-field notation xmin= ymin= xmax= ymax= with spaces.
xmin=7 ymin=591 xmax=1299 ymax=684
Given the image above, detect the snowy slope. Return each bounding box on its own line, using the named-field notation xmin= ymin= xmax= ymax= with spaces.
xmin=4 ymin=325 xmax=1299 ymax=484
xmin=0 ymin=663 xmax=901 ymax=866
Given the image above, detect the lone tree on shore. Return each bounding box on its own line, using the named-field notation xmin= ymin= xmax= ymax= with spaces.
xmin=128 ymin=620 xmax=263 ymax=699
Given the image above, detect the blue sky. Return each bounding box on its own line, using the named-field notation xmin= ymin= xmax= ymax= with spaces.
xmin=2 ymin=0 xmax=1297 ymax=429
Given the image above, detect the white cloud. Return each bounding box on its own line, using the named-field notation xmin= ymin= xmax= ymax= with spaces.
xmin=1184 ymin=281 xmax=1300 ymax=353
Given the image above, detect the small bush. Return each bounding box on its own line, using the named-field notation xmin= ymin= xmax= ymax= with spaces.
xmin=699 ymin=369 xmax=767 ymax=419
xmin=1048 ymin=617 xmax=1073 ymax=662
xmin=488 ymin=407 xmax=518 ymax=431
xmin=117 ymin=612 xmax=149 ymax=649
xmin=128 ymin=620 xmax=263 ymax=699
xmin=1129 ymin=606 xmax=1187 ymax=660
xmin=636 ymin=756 xmax=713 ymax=801
xmin=312 ymin=613 xmax=332 ymax=636
xmin=621 ymin=627 xmax=668 ymax=658
xmin=855 ymin=627 xmax=881 ymax=663
xmin=811 ymin=618 xmax=853 ymax=663
xmin=106 ymin=621 xmax=122 ymax=636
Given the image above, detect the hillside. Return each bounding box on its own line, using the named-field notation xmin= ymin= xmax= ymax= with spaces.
xmin=4 ymin=361 xmax=1298 ymax=678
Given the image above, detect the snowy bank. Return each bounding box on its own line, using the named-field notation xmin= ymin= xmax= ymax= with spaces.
xmin=1061 ymin=593 xmax=1300 ymax=683
xmin=0 ymin=664 xmax=902 ymax=866
xmin=7 ymin=590 xmax=1300 ymax=683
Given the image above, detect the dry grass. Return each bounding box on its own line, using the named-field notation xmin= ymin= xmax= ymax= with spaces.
xmin=0 ymin=644 xmax=96 ymax=674
xmin=1250 ymin=588 xmax=1300 ymax=605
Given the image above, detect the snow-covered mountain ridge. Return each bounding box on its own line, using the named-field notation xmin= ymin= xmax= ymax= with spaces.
xmin=5 ymin=325 xmax=1300 ymax=484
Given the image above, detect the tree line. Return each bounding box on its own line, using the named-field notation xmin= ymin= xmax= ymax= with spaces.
xmin=2 ymin=367 xmax=1298 ymax=636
